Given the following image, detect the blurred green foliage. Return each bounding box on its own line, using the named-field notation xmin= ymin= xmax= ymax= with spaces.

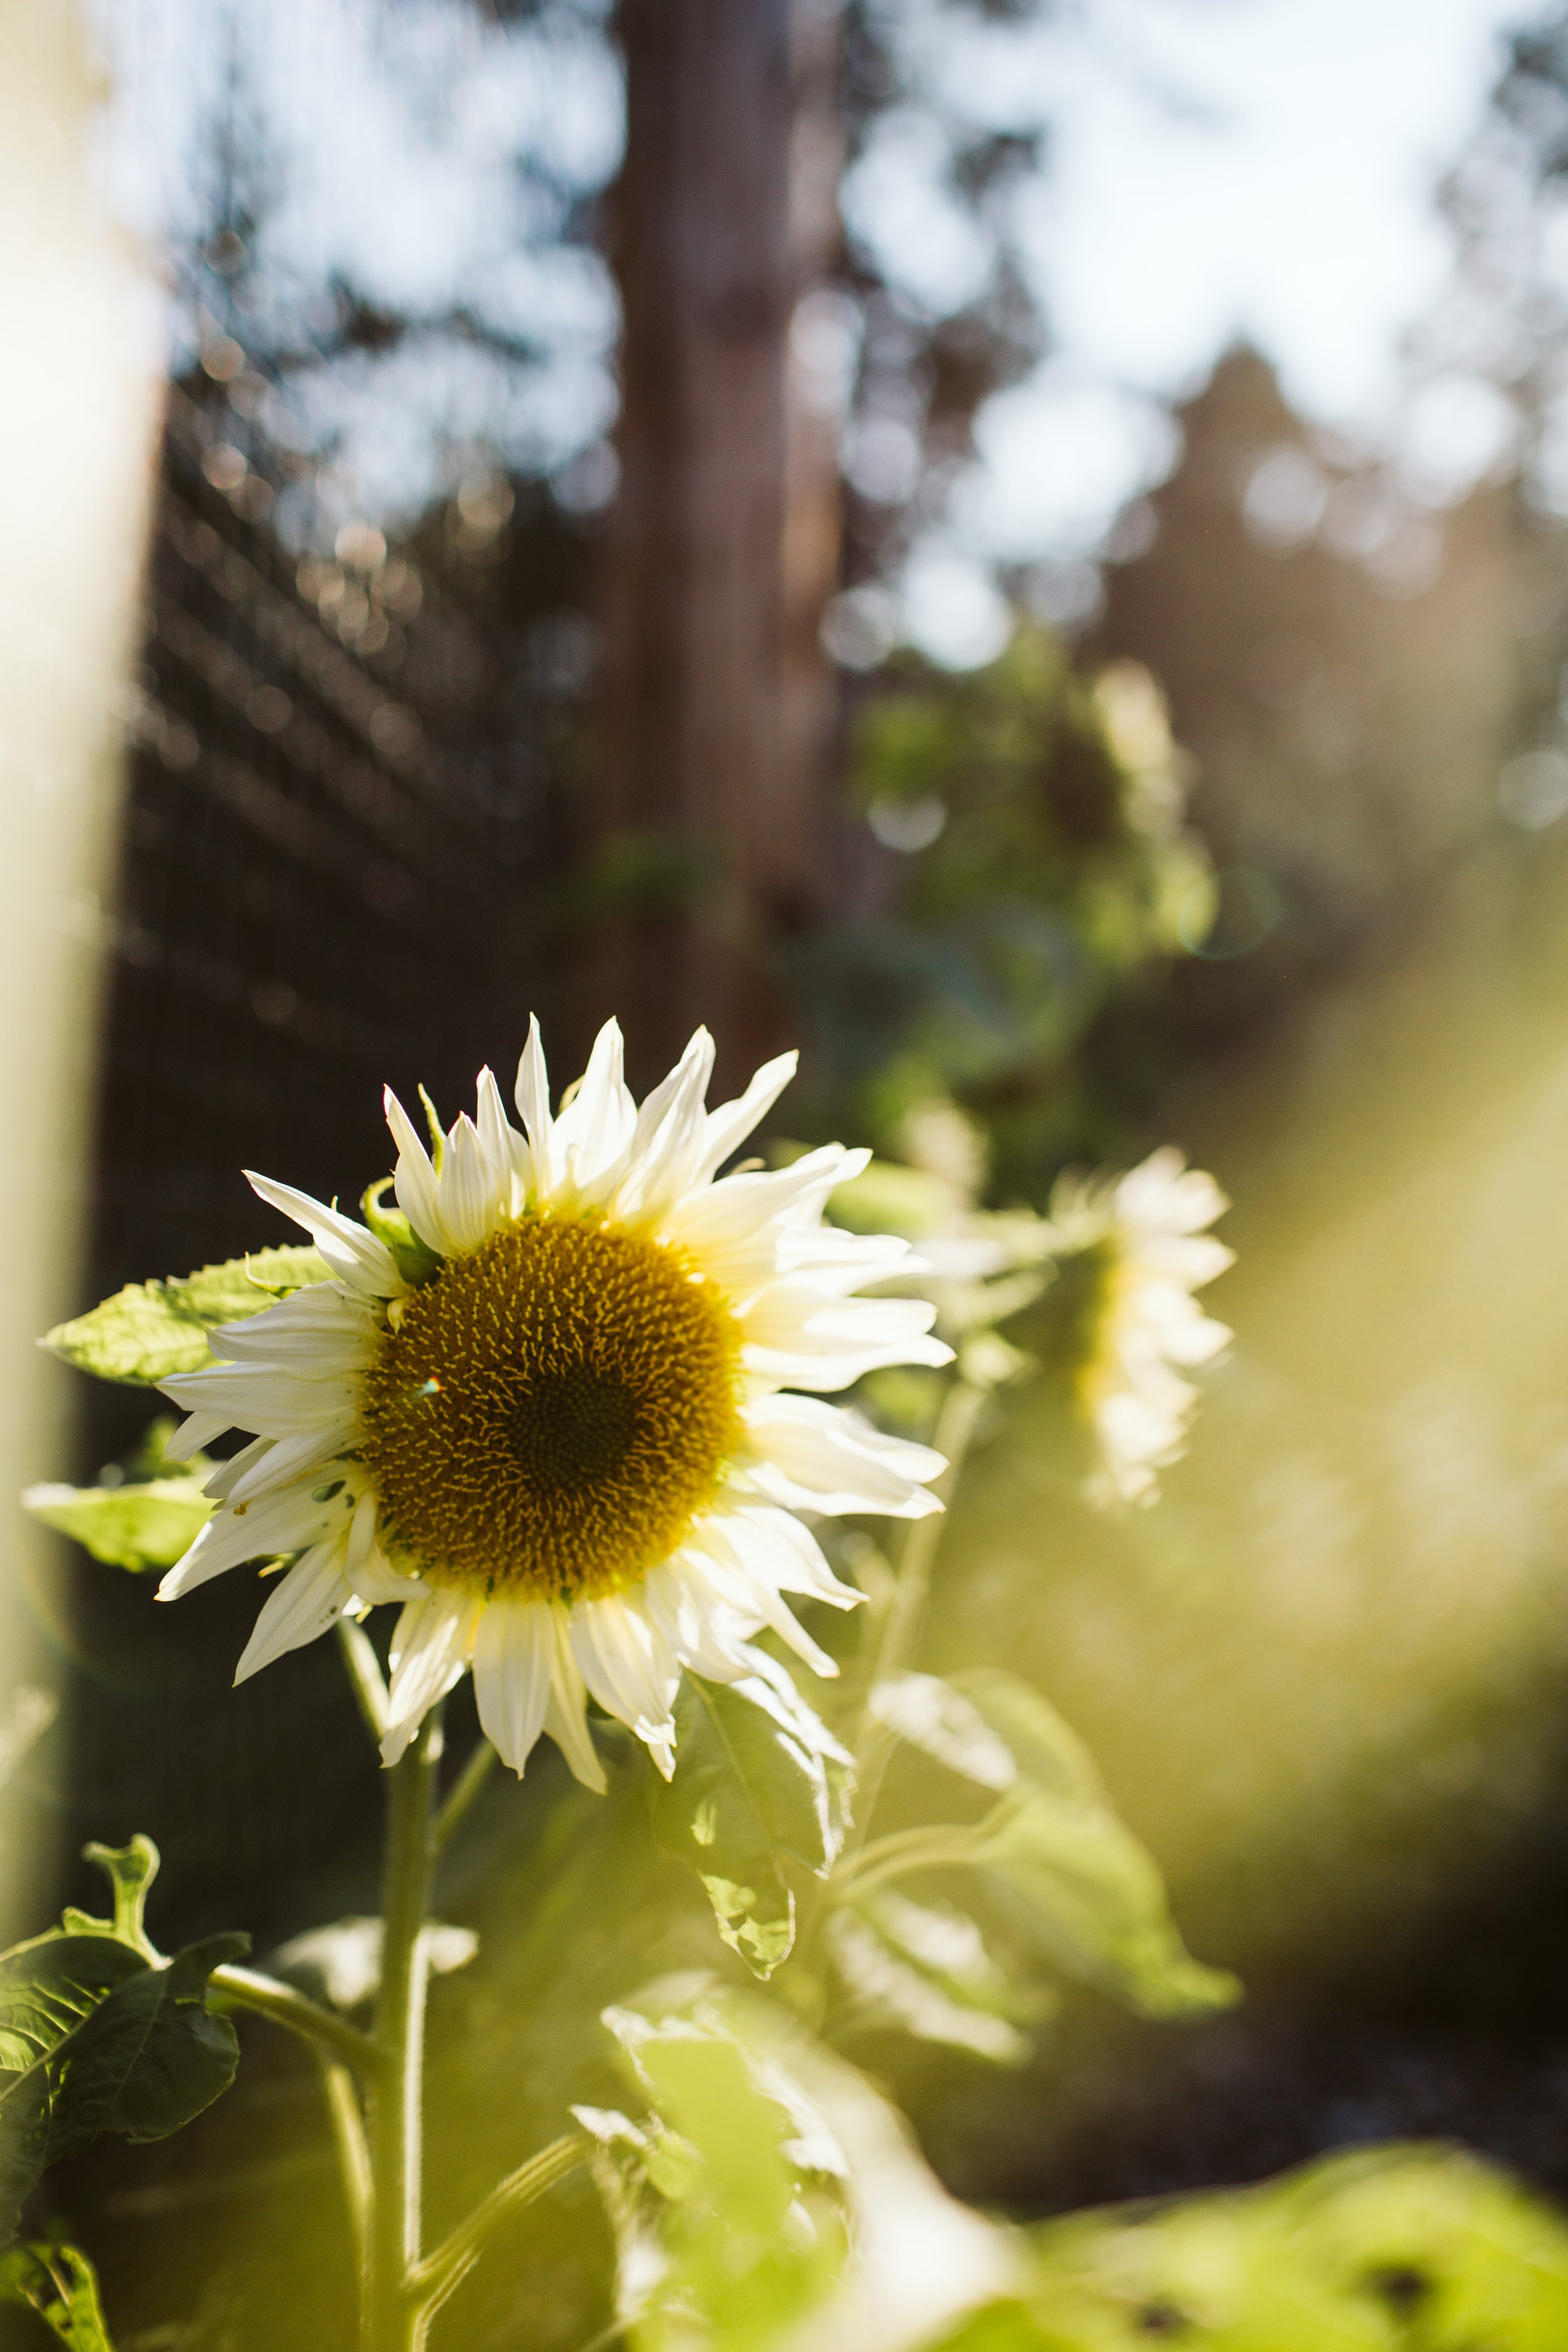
xmin=23 ymin=1418 xmax=213 ymax=1574
xmin=929 ymin=2145 xmax=1568 ymax=2351
xmin=0 ymin=2232 xmax=114 ymax=2350
xmin=798 ymin=628 xmax=1212 ymax=1198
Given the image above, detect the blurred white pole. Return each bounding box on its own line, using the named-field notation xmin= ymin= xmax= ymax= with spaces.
xmin=0 ymin=2 xmax=161 ymax=1928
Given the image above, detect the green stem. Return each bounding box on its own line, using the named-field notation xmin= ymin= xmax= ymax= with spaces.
xmin=841 ymin=1379 xmax=986 ymax=1854
xmin=433 ymin=1736 xmax=497 ymax=1854
xmin=316 ymin=2048 xmax=374 ymax=2283
xmin=338 ymin=1617 xmax=390 ymax=1746
xmin=791 ymin=1379 xmax=986 ymax=1985
xmin=209 ymin=1962 xmax=384 ymax=2078
xmin=831 ymin=1823 xmax=1002 ymax=1903
xmin=407 ymin=2134 xmax=585 ymax=2321
xmin=364 ymin=1710 xmax=442 ymax=2352
xmin=858 ymin=1378 xmax=984 ymax=1743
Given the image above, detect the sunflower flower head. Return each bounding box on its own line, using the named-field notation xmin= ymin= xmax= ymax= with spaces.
xmin=1047 ymin=1146 xmax=1234 ymax=1508
xmin=157 ymin=1021 xmax=951 ymax=1781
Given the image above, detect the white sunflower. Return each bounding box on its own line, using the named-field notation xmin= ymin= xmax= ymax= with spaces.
xmin=1048 ymin=1146 xmax=1234 ymax=1507
xmin=157 ymin=1021 xmax=950 ymax=1782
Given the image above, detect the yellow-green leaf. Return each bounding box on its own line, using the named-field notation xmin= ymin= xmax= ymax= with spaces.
xmin=22 ymin=1480 xmax=212 ymax=1572
xmin=42 ymin=1245 xmax=326 ymax=1387
xmin=0 ymin=2236 xmax=116 ymax=2350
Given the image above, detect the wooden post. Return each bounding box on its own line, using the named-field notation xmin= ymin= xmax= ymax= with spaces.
xmin=594 ymin=0 xmax=838 ymax=1091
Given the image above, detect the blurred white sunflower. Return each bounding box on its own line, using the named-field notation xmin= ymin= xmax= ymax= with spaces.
xmin=157 ymin=1022 xmax=949 ymax=1781
xmin=1049 ymin=1147 xmax=1233 ymax=1507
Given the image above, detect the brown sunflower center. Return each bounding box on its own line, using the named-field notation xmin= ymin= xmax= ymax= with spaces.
xmin=359 ymin=1216 xmax=740 ymax=1599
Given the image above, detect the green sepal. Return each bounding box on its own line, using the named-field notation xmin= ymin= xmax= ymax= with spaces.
xmin=0 ymin=1838 xmax=249 ymax=2245
xmin=360 ymin=1179 xmax=443 ymax=1286
xmin=0 ymin=2234 xmax=115 ymax=2349
xmin=42 ymin=1247 xmax=328 ymax=1386
xmin=651 ymin=1673 xmax=849 ymax=1981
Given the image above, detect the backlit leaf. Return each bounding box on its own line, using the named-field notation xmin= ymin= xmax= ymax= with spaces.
xmin=955 ymin=1673 xmax=1239 ymax=2020
xmin=22 ymin=1480 xmax=212 ymax=1573
xmin=652 ymin=1671 xmax=850 ymax=1980
xmin=827 ymin=1891 xmax=1041 ymax=2063
xmin=601 ymin=1988 xmax=849 ymax=2352
xmin=869 ymin=1672 xmax=1018 ymax=1791
xmin=42 ymin=1245 xmax=327 ymax=1386
xmin=0 ymin=2236 xmax=115 ymax=2350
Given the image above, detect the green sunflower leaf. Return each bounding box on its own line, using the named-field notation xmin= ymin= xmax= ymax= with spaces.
xmin=651 ymin=1676 xmax=846 ymax=1981
xmin=0 ymin=1840 xmax=249 ymax=2246
xmin=955 ymin=1670 xmax=1241 ymax=2022
xmin=41 ymin=1245 xmax=328 ymax=1387
xmin=0 ymin=2235 xmax=116 ymax=2350
xmin=21 ymin=1480 xmax=212 ymax=1574
xmin=600 ymin=1987 xmax=850 ymax=2351
xmin=827 ymin=1889 xmax=1045 ymax=2064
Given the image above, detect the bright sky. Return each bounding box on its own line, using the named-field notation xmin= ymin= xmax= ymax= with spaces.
xmin=1033 ymin=0 xmax=1524 ymax=419
xmin=98 ymin=0 xmax=1537 ymax=638
xmin=879 ymin=0 xmax=1538 ymax=658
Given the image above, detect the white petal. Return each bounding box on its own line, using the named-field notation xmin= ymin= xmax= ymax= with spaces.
xmin=220 ymin=1429 xmax=350 ymax=1506
xmin=344 ymin=1486 xmax=379 ymax=1576
xmin=234 ymin=1539 xmax=354 ymax=1683
xmin=739 ymin=1286 xmax=952 ymax=1390
xmin=246 ymin=1172 xmax=405 ymax=1298
xmin=698 ymin=1502 xmax=862 ymax=1609
xmin=679 ymin=1523 xmax=840 ymax=1676
xmin=348 ymin=1542 xmax=424 ymax=1607
xmin=568 ymin=1594 xmax=678 ymax=1743
xmin=162 ymin=1410 xmax=231 ymax=1461
xmin=662 ymin=1146 xmax=869 ymax=1292
xmin=612 ymin=1029 xmax=716 ymax=1218
xmin=159 ymin=1477 xmax=352 ymax=1599
xmin=514 ymin=1014 xmax=556 ymax=1194
xmin=160 ymin=1361 xmax=358 ymax=1444
xmin=473 ymin=1597 xmax=554 ymax=1775
xmin=544 ymin=1616 xmax=606 ymax=1793
xmin=691 ymin=1049 xmax=798 ymax=1184
xmin=740 ymin=1394 xmax=945 ymax=1519
xmin=774 ymin=1227 xmax=916 ymax=1289
xmin=727 ymin=1646 xmax=851 ymax=1764
xmin=381 ymin=1592 xmax=479 ymax=1765
xmin=475 ymin=1065 xmax=530 ymax=1208
xmin=437 ymin=1113 xmax=506 ymax=1253
xmin=209 ymin=1282 xmax=377 ymax=1374
xmin=641 ymin=1557 xmax=760 ymax=1679
xmin=554 ymin=1020 xmax=637 ymax=1202
xmin=384 ymin=1086 xmax=446 ymax=1254
xmin=742 ymin=1585 xmax=838 ymax=1677
xmin=203 ymin=1434 xmax=274 ymax=1501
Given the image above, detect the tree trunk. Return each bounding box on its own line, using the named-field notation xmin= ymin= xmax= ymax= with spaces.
xmin=593 ymin=0 xmax=838 ymax=1093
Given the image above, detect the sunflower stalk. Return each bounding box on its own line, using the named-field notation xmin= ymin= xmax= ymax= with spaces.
xmin=864 ymin=1377 xmax=985 ymax=1712
xmin=365 ymin=1708 xmax=443 ymax=2352
xmin=433 ymin=1735 xmax=498 ymax=1852
xmin=846 ymin=1375 xmax=987 ymax=1838
xmin=337 ymin=1616 xmax=390 ymax=1743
